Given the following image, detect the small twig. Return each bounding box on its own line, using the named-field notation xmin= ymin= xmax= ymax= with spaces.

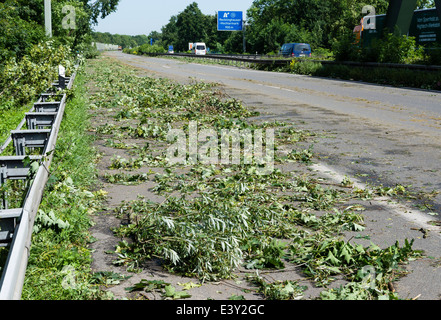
xmin=219 ymin=280 xmax=259 ymax=293
xmin=412 ymin=294 xmax=421 ymax=300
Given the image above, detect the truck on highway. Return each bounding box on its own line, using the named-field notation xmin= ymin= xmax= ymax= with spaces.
xmin=192 ymin=42 xmax=207 ymax=55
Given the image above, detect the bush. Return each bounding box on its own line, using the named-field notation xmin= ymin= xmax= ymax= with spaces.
xmin=0 ymin=41 xmax=74 ymax=109
xmin=426 ymin=44 xmax=441 ymax=65
xmin=123 ymin=44 xmax=166 ymax=55
xmin=289 ymin=60 xmax=322 ymax=75
xmin=137 ymin=44 xmax=166 ymax=55
xmin=75 ymin=36 xmax=100 ymax=59
xmin=333 ymin=30 xmax=425 ymax=65
xmin=375 ymin=33 xmax=424 ymax=64
xmin=332 ymin=31 xmax=361 ymax=62
xmin=313 ymin=47 xmax=334 ymax=60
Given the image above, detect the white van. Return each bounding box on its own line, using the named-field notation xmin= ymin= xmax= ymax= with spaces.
xmin=192 ymin=42 xmax=207 ymax=55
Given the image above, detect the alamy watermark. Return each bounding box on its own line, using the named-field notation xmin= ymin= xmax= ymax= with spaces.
xmin=360 ymin=265 xmax=377 ymax=290
xmin=166 ymin=121 xmax=275 ymax=175
xmin=62 ymin=5 xmax=77 ymax=30
xmin=362 ymin=5 xmax=376 ymax=30
xmin=61 ymin=265 xmax=77 ymax=290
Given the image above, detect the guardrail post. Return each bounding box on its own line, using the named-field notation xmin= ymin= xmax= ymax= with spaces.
xmin=11 ymin=130 xmax=51 ymax=156
xmin=0 ymin=165 xmax=7 ymax=210
xmin=34 ymin=102 xmax=61 ymax=113
xmin=0 ymin=157 xmax=40 ymax=210
xmin=26 ymin=112 xmax=57 ymax=130
xmin=12 ymin=137 xmax=26 ymax=157
xmin=58 ymin=65 xmax=66 ymax=90
xmin=0 ymin=210 xmax=20 ymax=246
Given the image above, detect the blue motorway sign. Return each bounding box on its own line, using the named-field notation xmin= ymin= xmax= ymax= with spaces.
xmin=218 ymin=11 xmax=243 ymax=31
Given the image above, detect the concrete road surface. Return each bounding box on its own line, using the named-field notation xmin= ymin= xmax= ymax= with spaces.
xmin=103 ymin=51 xmax=441 ymax=300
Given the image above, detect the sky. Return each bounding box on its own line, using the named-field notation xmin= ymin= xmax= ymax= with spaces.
xmin=94 ymin=0 xmax=255 ymax=36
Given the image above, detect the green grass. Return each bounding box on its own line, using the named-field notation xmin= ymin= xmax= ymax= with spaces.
xmin=0 ymin=105 xmax=29 ymax=145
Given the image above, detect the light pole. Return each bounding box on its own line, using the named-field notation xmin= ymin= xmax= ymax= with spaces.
xmin=44 ymin=0 xmax=52 ymax=37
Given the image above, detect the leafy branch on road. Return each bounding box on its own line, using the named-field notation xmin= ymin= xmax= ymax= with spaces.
xmin=86 ymin=57 xmax=421 ymax=300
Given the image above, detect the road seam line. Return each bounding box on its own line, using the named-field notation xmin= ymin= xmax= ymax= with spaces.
xmin=310 ymin=162 xmax=441 ymax=237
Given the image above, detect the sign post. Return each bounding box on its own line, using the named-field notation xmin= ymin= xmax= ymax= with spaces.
xmin=44 ymin=0 xmax=52 ymax=37
xmin=218 ymin=11 xmax=246 ymax=53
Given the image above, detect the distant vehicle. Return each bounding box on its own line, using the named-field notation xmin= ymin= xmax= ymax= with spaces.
xmin=192 ymin=42 xmax=207 ymax=55
xmin=281 ymin=43 xmax=312 ymax=58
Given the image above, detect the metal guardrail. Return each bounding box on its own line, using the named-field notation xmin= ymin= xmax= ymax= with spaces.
xmin=142 ymin=52 xmax=441 ymax=72
xmin=0 ymin=65 xmax=78 ymax=300
xmin=151 ymin=52 xmax=292 ymax=65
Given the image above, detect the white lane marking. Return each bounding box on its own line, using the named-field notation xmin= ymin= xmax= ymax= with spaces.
xmin=310 ymin=162 xmax=441 ymax=236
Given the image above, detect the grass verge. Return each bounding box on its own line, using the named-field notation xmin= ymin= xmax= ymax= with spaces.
xmin=21 ymin=66 xmax=110 ymax=300
xmin=255 ymin=59 xmax=441 ymax=91
xmin=0 ymin=105 xmax=29 ymax=144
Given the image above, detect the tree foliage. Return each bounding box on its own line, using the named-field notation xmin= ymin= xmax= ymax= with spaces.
xmin=151 ymin=1 xmax=391 ymax=54
xmin=0 ymin=0 xmax=121 ymax=110
xmin=159 ymin=3 xmax=232 ymax=53
xmin=245 ymin=0 xmax=390 ymax=53
xmin=0 ymin=1 xmax=46 ymax=60
xmin=92 ymin=32 xmax=150 ymax=48
xmin=148 ymin=0 xmax=438 ymax=55
xmin=175 ymin=2 xmax=208 ymax=52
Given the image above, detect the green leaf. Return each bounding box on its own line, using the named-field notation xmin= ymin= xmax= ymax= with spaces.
xmin=125 ymin=279 xmax=169 ymax=292
xmin=30 ymin=161 xmax=40 ymax=174
xmin=326 ymin=251 xmax=340 ymax=265
xmin=164 ymin=284 xmax=175 ymax=297
xmin=341 ymin=245 xmax=354 ymax=264
xmin=282 ymin=282 xmax=295 ymax=295
xmin=325 ymin=266 xmax=341 ymax=274
xmin=178 ymin=281 xmax=201 ymax=290
xmin=164 ymin=285 xmax=192 ymax=299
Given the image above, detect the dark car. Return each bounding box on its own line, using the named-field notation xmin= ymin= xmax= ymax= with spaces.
xmin=281 ymin=43 xmax=312 ymax=58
